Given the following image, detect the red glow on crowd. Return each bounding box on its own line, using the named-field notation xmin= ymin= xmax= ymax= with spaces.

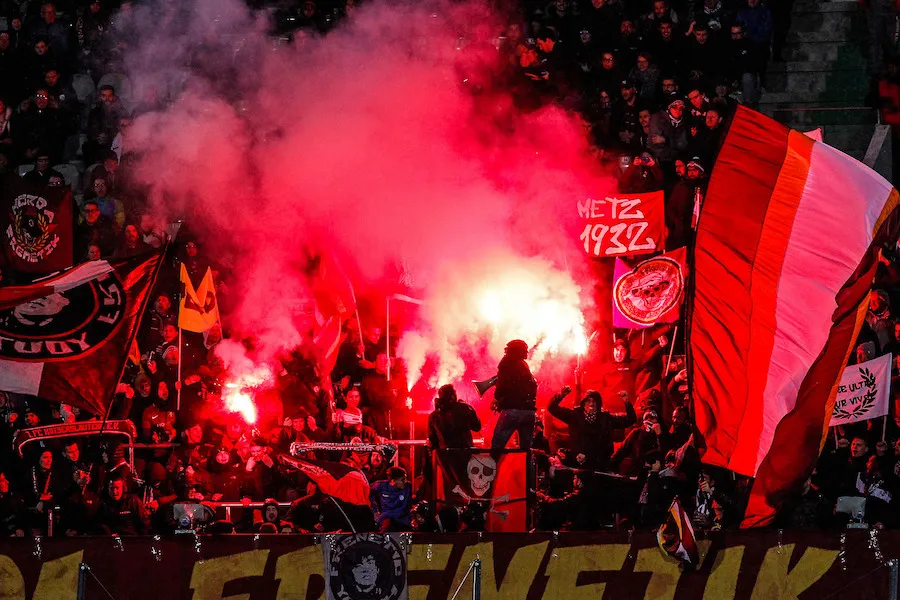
xmin=220 ymin=363 xmax=274 ymax=425
xmin=223 ymin=385 xmax=258 ymax=424
xmin=398 ymin=255 xmax=589 ymax=395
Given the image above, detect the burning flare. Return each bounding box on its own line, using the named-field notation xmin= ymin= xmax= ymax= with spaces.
xmin=217 ymin=350 xmax=272 ymax=425
xmin=400 ymin=253 xmax=587 ymax=390
xmin=223 ymin=385 xmax=258 ymax=424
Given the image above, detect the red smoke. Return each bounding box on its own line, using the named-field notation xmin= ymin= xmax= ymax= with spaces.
xmin=121 ymin=0 xmax=617 ymax=406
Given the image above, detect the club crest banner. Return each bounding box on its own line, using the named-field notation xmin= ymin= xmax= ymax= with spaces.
xmin=830 ymin=353 xmax=891 ymax=426
xmin=323 ymin=533 xmax=408 ymax=600
xmin=613 ymin=248 xmax=687 ymax=328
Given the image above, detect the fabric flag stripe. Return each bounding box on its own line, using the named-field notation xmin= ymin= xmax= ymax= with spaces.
xmin=0 ymin=252 xmax=163 ymax=416
xmin=692 ymin=108 xmax=790 ymax=470
xmin=0 ymin=260 xmax=114 ymax=310
xmin=745 ymin=188 xmax=900 ymax=526
xmin=754 ymin=141 xmax=892 ymax=472
xmin=691 ymin=106 xmax=900 ymax=527
xmin=737 ymin=129 xmax=814 ymax=477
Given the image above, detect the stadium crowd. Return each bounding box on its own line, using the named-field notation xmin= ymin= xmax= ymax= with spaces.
xmin=0 ymin=0 xmax=898 ymax=538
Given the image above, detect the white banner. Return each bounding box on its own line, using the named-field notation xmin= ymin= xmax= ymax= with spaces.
xmin=830 ymin=353 xmax=892 ymax=426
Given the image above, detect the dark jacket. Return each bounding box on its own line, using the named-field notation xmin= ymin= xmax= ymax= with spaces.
xmin=75 ymin=215 xmax=116 ymax=259
xmin=547 ymin=391 xmax=636 ymax=470
xmin=612 ymin=426 xmax=667 ymax=476
xmin=369 ymin=481 xmax=412 ymax=526
xmin=648 ymin=111 xmax=688 ymax=162
xmin=494 ymin=356 xmax=537 ymax=411
xmin=428 ymin=401 xmax=481 ymax=449
xmin=97 ymin=493 xmax=148 ymax=535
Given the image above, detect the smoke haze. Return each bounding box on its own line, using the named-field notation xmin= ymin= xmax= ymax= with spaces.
xmin=120 ymin=0 xmax=615 ymax=397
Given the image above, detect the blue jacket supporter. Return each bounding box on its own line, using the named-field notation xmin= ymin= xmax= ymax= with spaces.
xmin=369 ymin=480 xmax=412 ymax=526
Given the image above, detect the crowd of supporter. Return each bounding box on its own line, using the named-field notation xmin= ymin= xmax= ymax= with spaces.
xmin=0 ymin=0 xmax=896 ymax=537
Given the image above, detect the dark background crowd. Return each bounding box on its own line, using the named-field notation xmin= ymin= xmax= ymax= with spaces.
xmin=0 ymin=0 xmax=897 ymax=538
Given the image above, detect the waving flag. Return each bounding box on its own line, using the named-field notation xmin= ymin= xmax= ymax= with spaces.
xmin=690 ymin=106 xmax=900 ymax=526
xmin=279 ymin=454 xmax=370 ymax=506
xmin=311 ymin=254 xmax=357 ymax=377
xmin=432 ymin=449 xmax=528 ymax=532
xmin=178 ymin=264 xmax=219 ymax=334
xmin=0 ymin=252 xmax=163 ymax=416
xmin=658 ymin=498 xmax=699 ymax=566
xmin=1 ymin=176 xmax=74 ymax=274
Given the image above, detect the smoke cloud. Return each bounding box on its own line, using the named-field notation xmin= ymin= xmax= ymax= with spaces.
xmin=119 ymin=0 xmax=616 ymax=402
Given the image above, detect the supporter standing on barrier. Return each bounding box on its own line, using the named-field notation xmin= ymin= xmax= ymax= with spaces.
xmin=491 ymin=340 xmax=538 ymax=450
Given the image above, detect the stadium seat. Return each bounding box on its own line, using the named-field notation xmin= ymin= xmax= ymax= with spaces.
xmin=81 ymin=162 xmax=103 ymax=191
xmin=63 ymin=133 xmax=87 ymax=162
xmin=17 ymin=164 xmax=33 ymax=177
xmin=53 ymin=163 xmax=80 ymax=189
xmin=72 ymin=74 xmax=96 ymax=104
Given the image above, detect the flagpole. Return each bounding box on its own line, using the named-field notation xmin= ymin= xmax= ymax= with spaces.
xmin=176 ymin=324 xmax=183 ymax=411
xmin=354 ymin=309 xmax=365 ymax=358
xmin=386 ymin=297 xmax=391 ymax=383
xmin=666 ymin=325 xmax=678 ymax=379
xmin=100 ymin=247 xmax=170 ymax=438
xmin=883 ymin=415 xmax=888 ymax=443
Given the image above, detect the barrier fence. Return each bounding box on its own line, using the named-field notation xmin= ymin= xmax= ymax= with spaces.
xmin=2 ymin=530 xmax=900 ymax=599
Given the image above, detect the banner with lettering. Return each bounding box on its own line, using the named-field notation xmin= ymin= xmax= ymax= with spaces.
xmin=830 ymin=353 xmax=891 ymax=426
xmin=0 ymin=531 xmax=895 ymax=599
xmin=577 ymin=191 xmax=664 ymax=258
xmin=1 ymin=175 xmax=73 ymax=274
xmin=0 ymin=252 xmax=163 ymax=416
xmin=324 ymin=534 xmax=408 ymax=600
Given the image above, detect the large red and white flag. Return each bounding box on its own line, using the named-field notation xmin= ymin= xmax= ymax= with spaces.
xmin=0 ymin=252 xmax=163 ymax=416
xmin=691 ymin=107 xmax=900 ymax=527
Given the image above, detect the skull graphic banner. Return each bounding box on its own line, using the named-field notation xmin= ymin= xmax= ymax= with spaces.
xmin=432 ymin=449 xmax=528 ymax=532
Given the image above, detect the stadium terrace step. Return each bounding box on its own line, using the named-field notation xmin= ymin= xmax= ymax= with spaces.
xmin=758 ymin=106 xmax=878 ymax=128
xmin=764 ymin=69 xmax=871 ymax=96
xmin=782 ymin=41 xmax=867 ymax=63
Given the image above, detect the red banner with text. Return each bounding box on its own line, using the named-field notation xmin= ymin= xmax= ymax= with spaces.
xmin=577 ymin=191 xmax=665 ymax=258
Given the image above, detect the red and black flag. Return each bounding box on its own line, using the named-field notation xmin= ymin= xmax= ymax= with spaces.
xmin=657 ymin=497 xmax=700 ymax=566
xmin=432 ymin=449 xmax=527 ymax=532
xmin=0 ymin=252 xmax=164 ymax=416
xmin=279 ymin=454 xmax=371 ymax=506
xmin=1 ymin=175 xmax=74 ymax=274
